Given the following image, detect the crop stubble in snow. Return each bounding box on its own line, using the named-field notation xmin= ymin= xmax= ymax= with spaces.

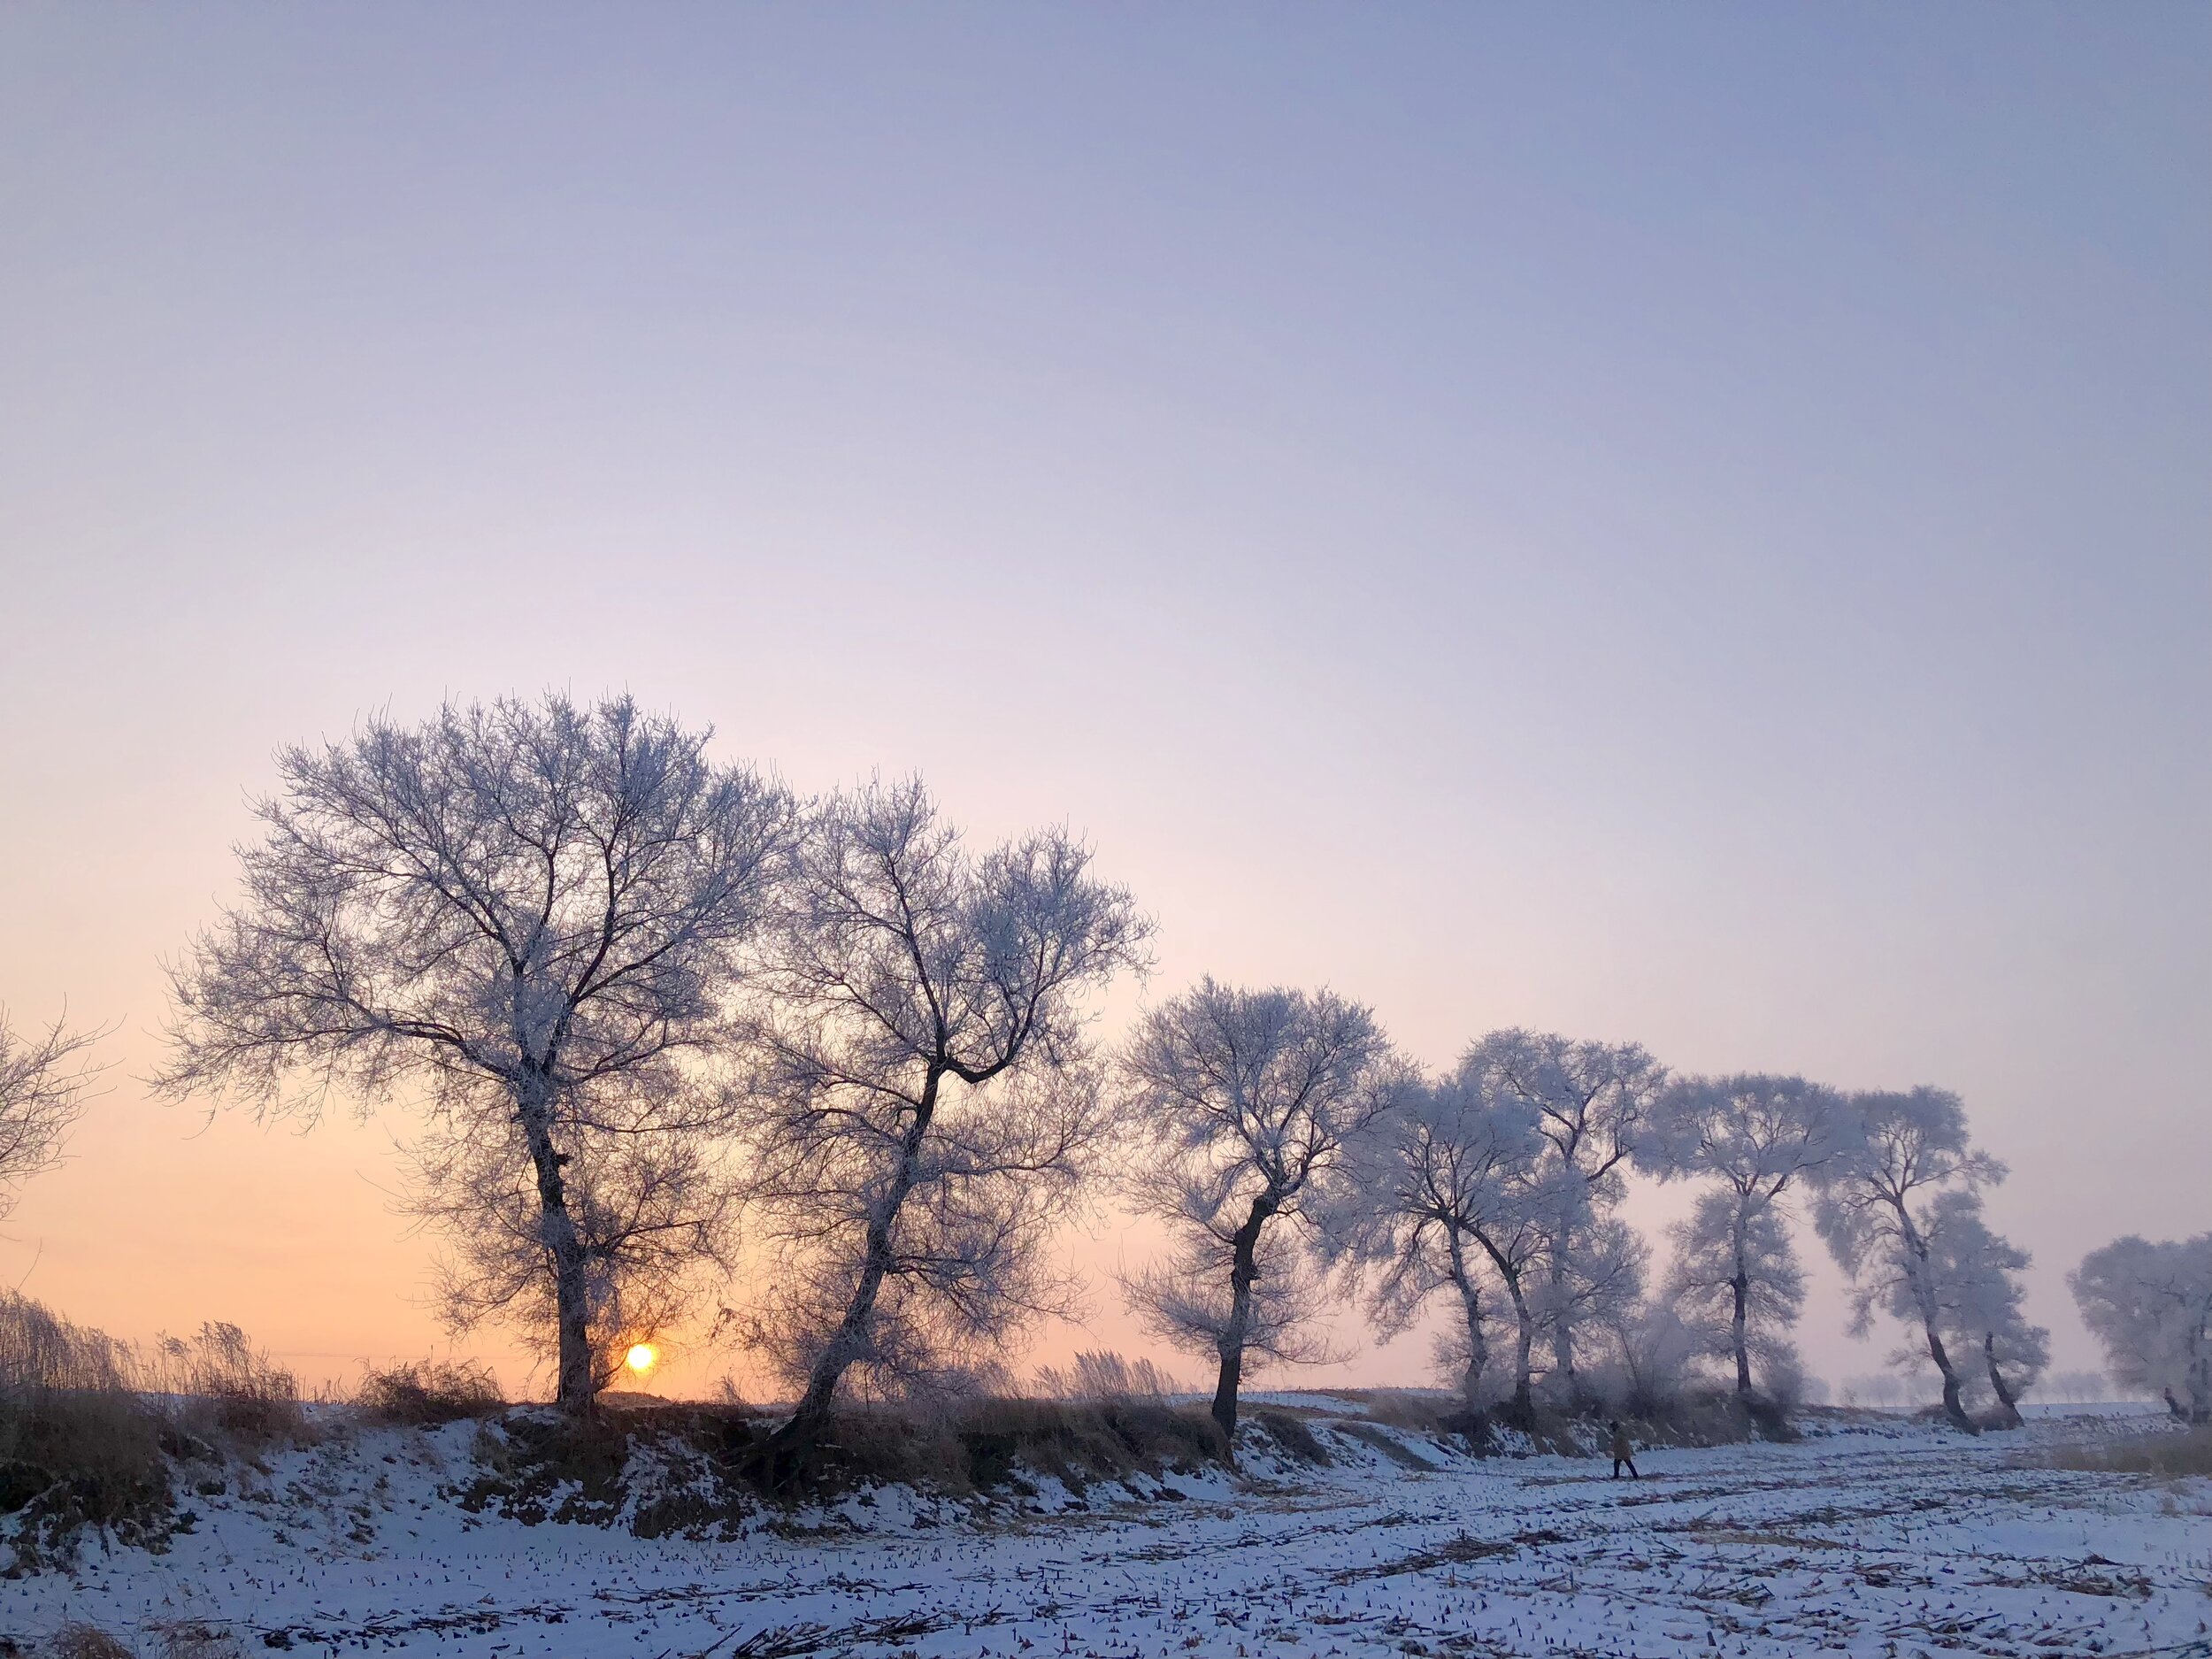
xmin=6 ymin=1411 xmax=2208 ymax=1659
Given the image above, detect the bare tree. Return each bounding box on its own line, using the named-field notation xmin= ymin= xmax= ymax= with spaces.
xmin=1809 ymin=1087 xmax=2003 ymax=1432
xmin=741 ymin=779 xmax=1148 ymax=1455
xmin=2071 ymin=1233 xmax=2212 ymax=1424
xmin=1320 ymin=1064 xmax=1546 ymax=1412
xmin=1923 ymin=1192 xmax=2047 ymax=1428
xmin=154 ymin=695 xmax=795 ymax=1414
xmin=1120 ymin=979 xmax=1397 ymax=1443
xmin=1478 ymin=1030 xmax=1666 ymax=1394
xmin=0 ymin=1008 xmax=107 ymax=1217
xmin=1641 ymin=1073 xmax=1848 ymax=1404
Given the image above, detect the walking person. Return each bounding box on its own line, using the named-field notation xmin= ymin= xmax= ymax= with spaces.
xmin=1609 ymin=1420 xmax=1639 ymax=1480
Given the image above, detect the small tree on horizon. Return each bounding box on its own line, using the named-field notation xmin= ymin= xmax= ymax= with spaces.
xmin=154 ymin=694 xmax=795 ymax=1415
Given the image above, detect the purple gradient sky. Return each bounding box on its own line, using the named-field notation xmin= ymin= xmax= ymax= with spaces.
xmin=1 ymin=5 xmax=2205 ymax=1398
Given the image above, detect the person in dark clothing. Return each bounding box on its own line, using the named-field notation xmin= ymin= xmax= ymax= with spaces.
xmin=1609 ymin=1420 xmax=1639 ymax=1479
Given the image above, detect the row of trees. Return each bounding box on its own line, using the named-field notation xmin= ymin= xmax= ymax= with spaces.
xmin=1 ymin=695 xmax=2203 ymax=1445
xmin=1118 ymin=998 xmax=2054 ymax=1437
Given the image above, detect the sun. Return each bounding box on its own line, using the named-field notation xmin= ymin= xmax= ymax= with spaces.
xmin=624 ymin=1343 xmax=658 ymax=1376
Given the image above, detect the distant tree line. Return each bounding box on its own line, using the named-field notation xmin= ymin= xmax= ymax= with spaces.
xmin=2 ymin=694 xmax=2202 ymax=1441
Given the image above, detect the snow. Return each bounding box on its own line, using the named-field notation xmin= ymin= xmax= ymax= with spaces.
xmin=7 ymin=1407 xmax=2208 ymax=1659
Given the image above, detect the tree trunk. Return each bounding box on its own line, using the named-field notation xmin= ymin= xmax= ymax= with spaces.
xmin=1507 ymin=1276 xmax=1534 ymax=1418
xmin=1471 ymin=1234 xmax=1535 ymax=1418
xmin=1731 ymin=1272 xmax=1754 ymax=1398
xmin=1729 ymin=1208 xmax=1754 ymax=1398
xmin=1546 ymin=1210 xmax=1576 ymax=1394
xmin=1446 ymin=1227 xmax=1486 ymax=1410
xmin=518 ymin=1074 xmax=595 ymax=1417
xmin=2187 ymin=1324 xmax=2210 ymax=1425
xmin=1926 ymin=1325 xmax=1975 ymax=1432
xmin=773 ymin=1071 xmax=941 ymax=1455
xmin=1897 ymin=1210 xmax=1978 ymax=1433
xmin=1210 ymin=1194 xmax=1278 ymax=1450
xmin=1982 ymin=1331 xmax=2024 ymax=1429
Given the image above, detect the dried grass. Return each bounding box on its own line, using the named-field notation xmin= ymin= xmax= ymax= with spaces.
xmin=41 ymin=1625 xmax=137 ymax=1659
xmin=142 ymin=1324 xmax=303 ymax=1448
xmin=2048 ymin=1426 xmax=2212 ymax=1478
xmin=1 ymin=1294 xmax=316 ymax=1571
xmin=0 ymin=1293 xmax=172 ymax=1570
xmin=356 ymin=1358 xmax=504 ymax=1425
xmin=1031 ymin=1350 xmax=1186 ymax=1402
xmin=150 ymin=1623 xmax=247 ymax=1659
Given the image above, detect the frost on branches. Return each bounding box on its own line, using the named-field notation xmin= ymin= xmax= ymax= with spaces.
xmin=1923 ymin=1193 xmax=2047 ymax=1427
xmin=0 ymin=1006 xmax=106 ymax=1217
xmin=2072 ymin=1232 xmax=2212 ymax=1423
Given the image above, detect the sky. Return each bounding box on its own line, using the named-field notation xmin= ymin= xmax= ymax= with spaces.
xmin=1 ymin=4 xmax=2205 ymax=1402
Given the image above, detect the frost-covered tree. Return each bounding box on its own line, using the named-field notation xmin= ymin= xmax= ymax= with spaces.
xmin=155 ymin=695 xmax=795 ymax=1414
xmin=1320 ymin=1064 xmax=1548 ymax=1412
xmin=1478 ymin=1030 xmax=1666 ymax=1392
xmin=1552 ymin=1214 xmax=1648 ymax=1382
xmin=1663 ymin=1192 xmax=1804 ymax=1402
xmin=1922 ymin=1193 xmax=2047 ymax=1428
xmin=1120 ymin=980 xmax=1398 ymax=1442
xmin=741 ymin=780 xmax=1148 ymax=1453
xmin=2071 ymin=1233 xmax=2212 ymax=1424
xmin=0 ymin=1007 xmax=106 ymax=1217
xmin=1809 ymin=1087 xmax=2003 ymax=1432
xmin=1641 ymin=1074 xmax=1848 ymax=1402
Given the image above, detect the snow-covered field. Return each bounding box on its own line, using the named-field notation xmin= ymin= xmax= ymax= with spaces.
xmin=9 ymin=1406 xmax=2208 ymax=1659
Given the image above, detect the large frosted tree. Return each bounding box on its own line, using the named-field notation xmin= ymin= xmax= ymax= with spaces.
xmin=1810 ymin=1087 xmax=2003 ymax=1432
xmin=741 ymin=779 xmax=1148 ymax=1454
xmin=156 ymin=695 xmax=795 ymax=1414
xmin=1120 ymin=979 xmax=1398 ymax=1443
xmin=1322 ymin=1062 xmax=1549 ymax=1412
xmin=1641 ymin=1073 xmax=1848 ymax=1404
xmin=2071 ymin=1233 xmax=2212 ymax=1424
xmin=1478 ymin=1030 xmax=1666 ymax=1393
